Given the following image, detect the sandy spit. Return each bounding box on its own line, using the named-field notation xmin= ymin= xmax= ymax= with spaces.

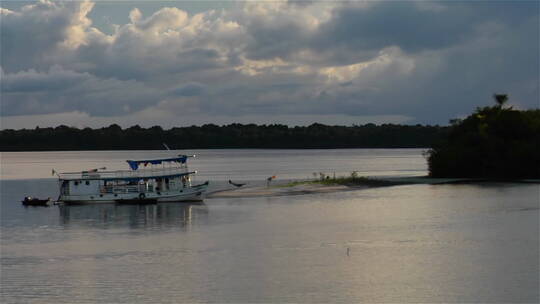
xmin=206 ymin=176 xmax=540 ymax=199
xmin=207 ymin=183 xmax=365 ymax=199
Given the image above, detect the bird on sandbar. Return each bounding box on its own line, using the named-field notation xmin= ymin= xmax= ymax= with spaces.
xmin=229 ymin=180 xmax=246 ymax=187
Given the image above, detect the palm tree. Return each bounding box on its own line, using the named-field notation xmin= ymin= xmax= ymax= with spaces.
xmin=493 ymin=94 xmax=508 ymax=108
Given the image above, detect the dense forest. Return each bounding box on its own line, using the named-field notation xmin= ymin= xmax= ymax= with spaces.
xmin=427 ymin=95 xmax=540 ymax=179
xmin=0 ymin=123 xmax=448 ymax=151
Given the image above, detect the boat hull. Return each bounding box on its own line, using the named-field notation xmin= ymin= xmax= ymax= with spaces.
xmin=21 ymin=198 xmax=50 ymax=206
xmin=59 ymin=185 xmax=207 ymax=204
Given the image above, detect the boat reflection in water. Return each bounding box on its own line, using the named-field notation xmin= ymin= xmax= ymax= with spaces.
xmin=58 ymin=202 xmax=208 ymax=230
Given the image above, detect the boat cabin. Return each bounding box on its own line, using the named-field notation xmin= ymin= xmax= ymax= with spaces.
xmin=60 ymin=175 xmax=192 ymax=196
xmin=58 ymin=155 xmax=194 ymax=197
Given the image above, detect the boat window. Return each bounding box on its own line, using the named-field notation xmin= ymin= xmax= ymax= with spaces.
xmin=85 ymin=181 xmax=90 ymax=185
xmin=74 ymin=181 xmax=79 ymax=186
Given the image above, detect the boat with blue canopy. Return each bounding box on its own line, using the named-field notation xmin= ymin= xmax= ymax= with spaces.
xmin=126 ymin=155 xmax=187 ymax=170
xmin=57 ymin=155 xmax=208 ymax=204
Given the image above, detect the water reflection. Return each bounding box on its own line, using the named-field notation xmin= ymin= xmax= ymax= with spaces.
xmin=58 ymin=203 xmax=209 ymax=230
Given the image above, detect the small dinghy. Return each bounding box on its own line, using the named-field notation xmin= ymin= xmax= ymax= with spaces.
xmin=21 ymin=197 xmax=51 ymax=206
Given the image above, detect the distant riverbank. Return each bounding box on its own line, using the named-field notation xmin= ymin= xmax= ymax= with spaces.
xmin=0 ymin=123 xmax=447 ymax=151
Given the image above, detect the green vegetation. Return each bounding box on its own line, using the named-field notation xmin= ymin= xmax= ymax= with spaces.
xmin=0 ymin=123 xmax=447 ymax=151
xmin=316 ymin=175 xmax=397 ymax=187
xmin=279 ymin=172 xmax=398 ymax=187
xmin=427 ymin=94 xmax=540 ymax=179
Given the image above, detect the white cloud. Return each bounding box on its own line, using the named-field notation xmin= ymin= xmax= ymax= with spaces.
xmin=1 ymin=0 xmax=100 ymax=72
xmin=320 ymin=47 xmax=415 ymax=83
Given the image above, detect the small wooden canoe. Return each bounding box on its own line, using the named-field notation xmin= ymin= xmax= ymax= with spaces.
xmin=21 ymin=197 xmax=50 ymax=206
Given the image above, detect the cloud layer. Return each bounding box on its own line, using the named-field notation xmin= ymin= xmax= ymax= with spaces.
xmin=1 ymin=0 xmax=538 ymax=128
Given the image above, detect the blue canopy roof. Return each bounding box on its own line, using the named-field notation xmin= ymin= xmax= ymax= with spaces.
xmin=103 ymin=171 xmax=195 ymax=182
xmin=127 ymin=155 xmax=187 ymax=170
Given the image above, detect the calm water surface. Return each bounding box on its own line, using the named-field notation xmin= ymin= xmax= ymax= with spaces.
xmin=1 ymin=150 xmax=538 ymax=303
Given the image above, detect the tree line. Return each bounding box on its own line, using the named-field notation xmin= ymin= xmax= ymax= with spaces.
xmin=0 ymin=123 xmax=448 ymax=151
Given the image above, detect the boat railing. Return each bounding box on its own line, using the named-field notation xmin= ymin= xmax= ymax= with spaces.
xmin=59 ymin=167 xmax=189 ymax=180
xmin=100 ymin=185 xmax=152 ymax=194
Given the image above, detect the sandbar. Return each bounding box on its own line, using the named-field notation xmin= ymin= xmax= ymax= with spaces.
xmin=207 ymin=176 xmax=540 ymax=199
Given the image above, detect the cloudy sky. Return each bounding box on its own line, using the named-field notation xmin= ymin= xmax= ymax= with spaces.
xmin=1 ymin=0 xmax=538 ymax=129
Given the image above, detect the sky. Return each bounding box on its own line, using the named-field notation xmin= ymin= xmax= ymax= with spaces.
xmin=1 ymin=0 xmax=539 ymax=129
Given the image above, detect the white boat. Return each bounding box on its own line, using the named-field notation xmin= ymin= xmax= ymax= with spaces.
xmin=57 ymin=155 xmax=208 ymax=204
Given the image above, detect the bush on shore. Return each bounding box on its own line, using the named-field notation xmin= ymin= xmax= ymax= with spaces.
xmin=280 ymin=172 xmax=398 ymax=187
xmin=427 ymin=94 xmax=540 ymax=179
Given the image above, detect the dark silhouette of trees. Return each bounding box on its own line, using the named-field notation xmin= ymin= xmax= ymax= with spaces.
xmin=427 ymin=94 xmax=540 ymax=179
xmin=0 ymin=123 xmax=447 ymax=151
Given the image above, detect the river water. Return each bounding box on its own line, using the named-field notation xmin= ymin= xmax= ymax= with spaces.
xmin=1 ymin=149 xmax=538 ymax=303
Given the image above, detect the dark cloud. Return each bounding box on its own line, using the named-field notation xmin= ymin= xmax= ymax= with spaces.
xmin=243 ymin=14 xmax=310 ymax=61
xmin=169 ymin=82 xmax=206 ymax=97
xmin=1 ymin=66 xmax=162 ymax=116
xmin=315 ymin=2 xmax=471 ymax=53
xmin=1 ymin=66 xmax=88 ymax=92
